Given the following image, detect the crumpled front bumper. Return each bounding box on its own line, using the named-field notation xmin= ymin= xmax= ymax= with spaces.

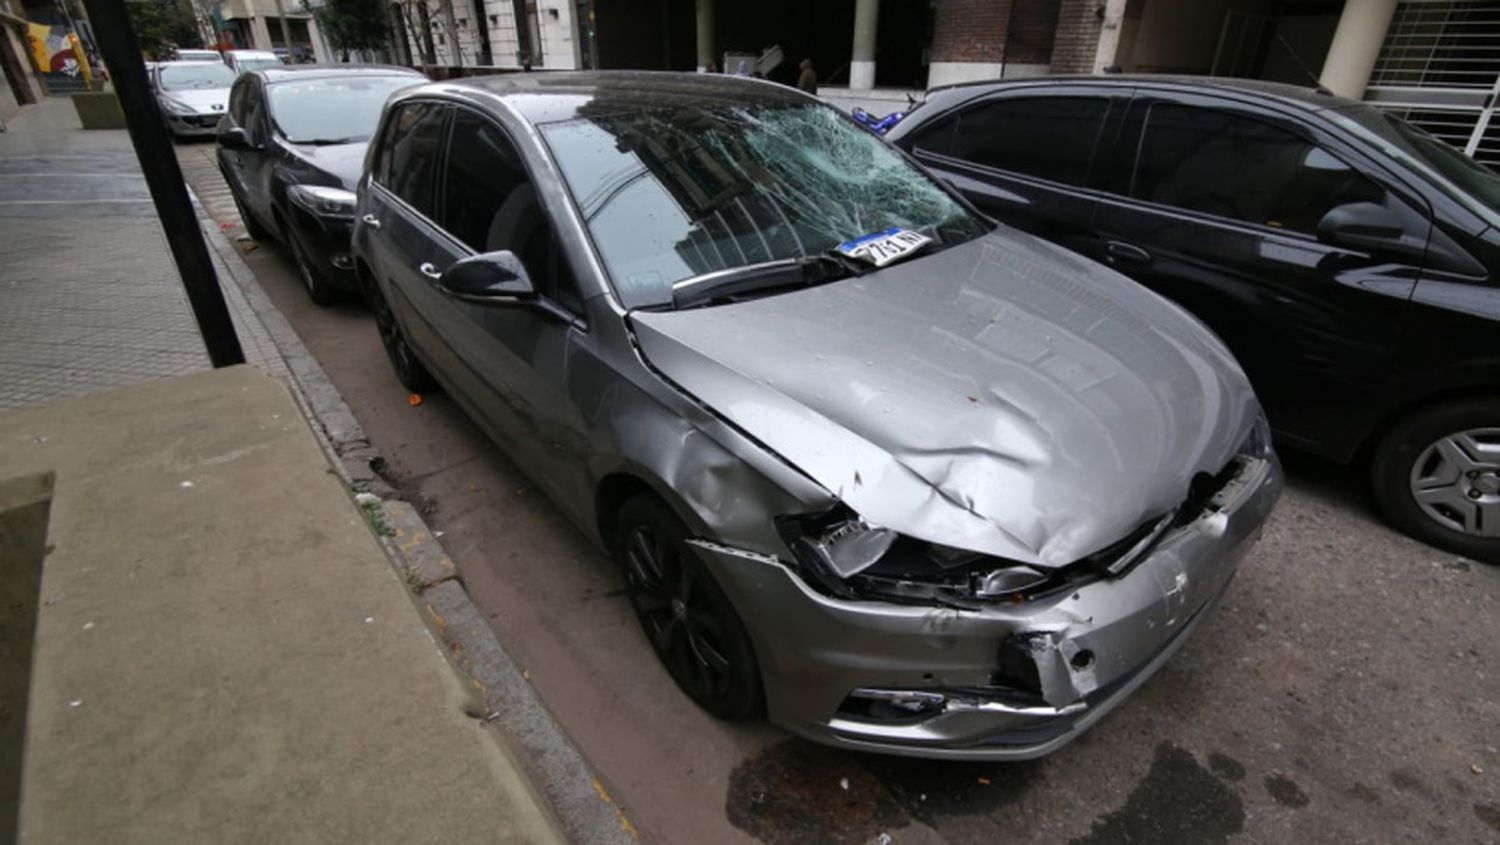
xmin=692 ymin=454 xmax=1282 ymax=760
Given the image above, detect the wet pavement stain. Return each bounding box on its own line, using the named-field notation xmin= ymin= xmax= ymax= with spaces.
xmin=725 ymin=739 xmax=1043 ymax=843
xmin=725 ymin=740 xmax=907 ymax=845
xmin=1263 ymin=773 xmax=1310 ymax=808
xmin=1070 ymin=743 xmax=1245 ymax=845
xmin=1475 ymin=802 xmax=1500 ymax=833
xmin=1207 ymin=752 xmax=1246 ymax=782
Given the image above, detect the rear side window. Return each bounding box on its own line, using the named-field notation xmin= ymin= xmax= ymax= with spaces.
xmin=376 ymin=102 xmax=449 ymax=219
xmin=948 ymin=96 xmax=1108 ymax=186
xmin=1132 ymin=103 xmax=1385 ymax=233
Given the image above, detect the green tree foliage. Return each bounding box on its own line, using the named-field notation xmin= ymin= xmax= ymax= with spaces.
xmin=127 ymin=0 xmax=202 ymax=59
xmin=304 ymin=0 xmax=390 ymax=60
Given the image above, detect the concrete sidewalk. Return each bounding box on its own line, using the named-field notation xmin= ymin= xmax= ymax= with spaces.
xmin=2 ymin=365 xmax=564 ymax=844
xmin=0 ymin=98 xmax=283 ymax=409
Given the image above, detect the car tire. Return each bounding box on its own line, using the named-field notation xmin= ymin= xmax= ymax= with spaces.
xmin=367 ymin=278 xmax=437 ymax=393
xmin=228 ymin=181 xmax=271 ymax=241
xmin=1371 ymin=398 xmax=1500 ymax=564
xmin=287 ymin=228 xmax=339 ymax=306
xmin=614 ymin=495 xmax=764 ymax=720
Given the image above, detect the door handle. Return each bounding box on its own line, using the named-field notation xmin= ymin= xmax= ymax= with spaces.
xmin=1105 ymin=240 xmax=1151 ymax=265
xmin=418 ymin=262 xmax=442 ymax=280
xmin=361 ymin=214 xmax=381 ymax=230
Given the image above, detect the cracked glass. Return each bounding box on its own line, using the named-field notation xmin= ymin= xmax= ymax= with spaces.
xmin=540 ymin=102 xmax=987 ymax=308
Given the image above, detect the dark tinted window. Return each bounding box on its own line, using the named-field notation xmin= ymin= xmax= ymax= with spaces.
xmin=948 ymin=96 xmax=1107 ymax=185
xmin=441 ymin=109 xmax=527 ymax=252
xmin=442 ymin=109 xmax=584 ymax=314
xmin=380 ymin=102 xmax=448 ymax=218
xmin=1133 ymin=103 xmax=1384 ymax=233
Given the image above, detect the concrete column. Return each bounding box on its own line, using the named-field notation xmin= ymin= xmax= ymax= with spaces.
xmin=695 ymin=0 xmax=713 ymax=72
xmin=1319 ymin=0 xmax=1399 ymax=99
xmin=1091 ymin=0 xmax=1130 ymax=74
xmin=305 ymin=16 xmax=330 ymax=62
xmin=249 ymin=15 xmax=273 ymax=50
xmin=850 ymin=0 xmax=878 ymax=89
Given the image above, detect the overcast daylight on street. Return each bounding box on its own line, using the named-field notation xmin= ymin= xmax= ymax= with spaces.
xmin=2 ymin=0 xmax=1499 ymax=843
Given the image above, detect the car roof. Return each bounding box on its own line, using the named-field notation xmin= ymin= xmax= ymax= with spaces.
xmin=396 ymin=70 xmax=813 ymax=124
xmin=226 ymin=49 xmax=277 ymax=57
xmin=254 ymin=64 xmax=423 ymax=84
xmin=924 ymin=73 xmax=1364 ymax=114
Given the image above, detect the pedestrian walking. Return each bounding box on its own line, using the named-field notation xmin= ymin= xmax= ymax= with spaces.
xmin=796 ymin=58 xmax=817 ymax=94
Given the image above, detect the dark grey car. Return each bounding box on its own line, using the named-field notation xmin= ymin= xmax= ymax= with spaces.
xmin=351 ymin=72 xmax=1282 ymax=759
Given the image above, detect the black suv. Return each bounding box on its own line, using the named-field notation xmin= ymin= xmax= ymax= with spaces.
xmin=889 ymin=77 xmax=1500 ymax=562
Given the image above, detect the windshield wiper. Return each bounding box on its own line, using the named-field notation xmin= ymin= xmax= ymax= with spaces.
xmin=671 ymin=254 xmax=858 ymax=310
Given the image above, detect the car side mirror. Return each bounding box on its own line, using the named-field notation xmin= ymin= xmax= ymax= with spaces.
xmin=219 ymin=126 xmax=258 ymax=152
xmin=1316 ymin=201 xmax=1424 ymax=260
xmin=437 ymin=250 xmax=537 ymax=305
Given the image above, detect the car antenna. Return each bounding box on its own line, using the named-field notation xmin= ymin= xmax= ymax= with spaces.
xmin=1274 ymin=32 xmax=1334 ymax=96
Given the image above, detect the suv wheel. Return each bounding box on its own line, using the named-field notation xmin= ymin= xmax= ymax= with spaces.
xmin=1371 ymin=398 xmax=1500 ymax=564
xmin=367 ymin=280 xmax=436 ymax=393
xmin=614 ymin=495 xmax=763 ymax=720
xmin=227 ymin=180 xmax=271 ymax=241
xmin=288 ymin=230 xmax=338 ymax=306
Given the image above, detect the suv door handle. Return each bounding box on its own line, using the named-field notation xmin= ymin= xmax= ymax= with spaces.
xmin=1105 ymin=240 xmax=1151 ymax=265
xmin=418 ymin=262 xmax=442 ymax=280
xmin=361 ymin=214 xmax=381 ymax=230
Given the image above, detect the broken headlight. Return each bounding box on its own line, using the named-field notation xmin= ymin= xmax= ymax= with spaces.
xmin=1241 ymin=412 xmax=1273 ymax=459
xmin=777 ymin=507 xmax=1056 ymax=606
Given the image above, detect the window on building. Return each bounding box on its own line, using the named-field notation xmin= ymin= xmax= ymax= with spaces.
xmin=1132 ymin=103 xmax=1386 ymax=233
xmin=947 ymin=96 xmax=1108 ymax=186
xmin=378 ymin=102 xmax=449 ymax=218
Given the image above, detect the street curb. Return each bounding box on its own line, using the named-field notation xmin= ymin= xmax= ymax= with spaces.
xmin=192 ymin=198 xmax=639 ymax=845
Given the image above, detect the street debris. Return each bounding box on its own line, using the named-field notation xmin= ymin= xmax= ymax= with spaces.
xmin=179 ymin=480 xmax=194 ymax=488
xmin=364 ymin=617 xmax=375 ymax=624
xmin=67 ymin=700 xmax=81 ymax=708
xmin=839 ymin=777 xmax=849 ymax=791
xmin=82 ymin=621 xmax=94 ymax=631
xmin=1474 ymin=763 xmax=1486 ymax=775
xmin=408 ymin=393 xmax=423 ymax=407
xmin=355 ymin=492 xmax=381 ymax=506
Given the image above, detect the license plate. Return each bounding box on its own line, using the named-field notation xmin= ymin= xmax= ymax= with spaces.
xmin=836 ymin=227 xmax=932 ymax=267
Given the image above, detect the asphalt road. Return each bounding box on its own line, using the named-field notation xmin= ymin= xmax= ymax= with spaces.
xmin=177 ymin=141 xmax=1500 ymax=844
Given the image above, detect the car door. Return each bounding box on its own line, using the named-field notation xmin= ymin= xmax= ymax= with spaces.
xmin=420 ymin=105 xmax=594 ymax=509
xmin=361 ymin=101 xmax=460 ymax=380
xmin=224 ymin=76 xmax=277 ymax=227
xmin=1089 ymin=92 xmax=1436 ymax=456
xmin=901 ymin=87 xmax=1122 ymax=263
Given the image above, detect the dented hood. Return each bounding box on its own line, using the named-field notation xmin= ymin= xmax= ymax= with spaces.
xmin=629 ymin=230 xmax=1259 ymax=567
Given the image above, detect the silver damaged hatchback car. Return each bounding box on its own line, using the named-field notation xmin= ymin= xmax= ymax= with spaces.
xmin=352 ymin=72 xmax=1283 ymax=760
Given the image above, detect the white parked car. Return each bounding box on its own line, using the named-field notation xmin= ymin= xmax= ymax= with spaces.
xmin=173 ymin=48 xmax=221 ymax=62
xmin=152 ymin=61 xmax=235 ymax=138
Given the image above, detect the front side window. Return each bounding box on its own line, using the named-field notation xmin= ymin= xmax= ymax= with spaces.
xmin=378 ymin=102 xmax=449 ymax=219
xmin=540 ymin=102 xmax=987 ymax=309
xmin=157 ymin=63 xmax=235 ymax=91
xmin=948 ymin=96 xmax=1108 ymax=186
xmin=441 ymin=110 xmax=584 ymax=312
xmin=267 ymin=75 xmax=418 ymax=144
xmin=1132 ymin=103 xmax=1385 ymax=233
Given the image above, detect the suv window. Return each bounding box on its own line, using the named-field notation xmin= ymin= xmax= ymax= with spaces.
xmin=441 ymin=109 xmax=584 ymax=313
xmin=947 ymin=96 xmax=1108 ymax=186
xmin=378 ymin=102 xmax=448 ymax=219
xmin=1132 ymin=103 xmax=1385 ymax=233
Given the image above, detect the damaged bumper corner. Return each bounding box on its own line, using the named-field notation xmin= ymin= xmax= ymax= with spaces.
xmin=689 ymin=454 xmax=1282 ymax=761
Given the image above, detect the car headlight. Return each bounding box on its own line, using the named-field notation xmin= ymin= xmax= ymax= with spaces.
xmin=777 ymin=507 xmax=1057 ymax=606
xmin=1241 ymin=411 xmax=1273 ymax=458
xmin=161 ymin=98 xmax=194 ymax=115
xmin=287 ymin=184 xmax=357 ymax=219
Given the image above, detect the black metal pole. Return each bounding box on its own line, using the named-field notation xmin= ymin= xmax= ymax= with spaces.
xmin=78 ymin=0 xmax=246 ymax=368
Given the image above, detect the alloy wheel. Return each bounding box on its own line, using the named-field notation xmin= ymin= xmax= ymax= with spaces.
xmin=622 ymin=525 xmax=733 ymax=700
xmin=1408 ymin=428 xmax=1500 ymax=537
xmin=370 ymin=288 xmax=423 ymax=387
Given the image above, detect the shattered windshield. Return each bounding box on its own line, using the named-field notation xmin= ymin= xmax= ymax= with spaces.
xmin=540 ymin=102 xmax=988 ymax=309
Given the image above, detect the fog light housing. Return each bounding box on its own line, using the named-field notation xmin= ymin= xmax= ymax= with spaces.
xmin=330 ymin=253 xmax=353 ymax=270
